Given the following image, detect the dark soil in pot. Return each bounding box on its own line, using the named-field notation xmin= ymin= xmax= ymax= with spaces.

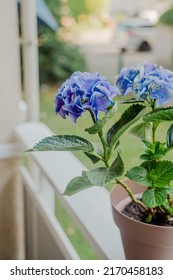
xmin=122 ymin=200 xmax=173 ymax=227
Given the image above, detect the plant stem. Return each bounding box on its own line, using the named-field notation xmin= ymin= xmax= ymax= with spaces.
xmin=98 ymin=130 xmax=109 ymax=167
xmin=116 ymin=178 xmax=147 ymax=210
xmin=89 ymin=151 xmax=104 ymax=161
xmin=88 ymin=110 xmax=110 ymax=167
xmin=88 ymin=110 xmax=147 ymax=210
xmin=152 ymin=124 xmax=156 ymax=143
xmin=151 ymin=100 xmax=157 ymax=144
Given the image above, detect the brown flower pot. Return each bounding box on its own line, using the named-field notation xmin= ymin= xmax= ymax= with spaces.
xmin=110 ymin=179 xmax=173 ymax=260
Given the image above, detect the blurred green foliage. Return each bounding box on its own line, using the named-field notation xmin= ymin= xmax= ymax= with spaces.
xmin=39 ymin=0 xmax=109 ymax=85
xmin=44 ymin=0 xmax=62 ymax=24
xmin=45 ymin=0 xmax=109 ymax=22
xmin=68 ymin=0 xmax=86 ymax=20
xmin=159 ymin=7 xmax=173 ymax=26
xmin=39 ymin=1 xmax=86 ymax=85
xmin=85 ymin=0 xmax=108 ymax=14
xmin=68 ymin=0 xmax=109 ymax=21
xmin=39 ymin=30 xmax=86 ymax=85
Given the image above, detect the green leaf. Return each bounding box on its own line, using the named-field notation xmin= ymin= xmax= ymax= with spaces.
xmin=130 ymin=122 xmax=152 ymax=140
xmin=141 ymin=160 xmax=157 ymax=173
xmin=63 ymin=176 xmax=94 ymax=196
xmin=121 ymin=98 xmax=145 ymax=104
xmin=143 ymin=107 xmax=173 ymax=122
xmin=162 ymin=201 xmax=173 ymax=215
xmin=82 ymin=167 xmax=108 ymax=186
xmin=142 ymin=188 xmax=167 ymax=208
xmin=82 ymin=155 xmax=124 ymax=187
xmin=85 ymin=105 xmax=117 ymax=134
xmin=28 ymin=135 xmax=94 ymax=152
xmin=84 ymin=143 xmax=103 ymax=164
xmin=84 ymin=152 xmax=101 ymax=164
xmin=109 ymin=153 xmax=124 ymax=177
xmin=126 ymin=166 xmax=151 ymax=186
xmin=140 ymin=141 xmax=167 ymax=161
xmin=149 ymin=161 xmax=173 ymax=187
xmin=140 ymin=154 xmax=155 ymax=161
xmin=106 ymin=104 xmax=146 ymax=148
xmin=166 ymin=123 xmax=173 ymax=148
xmin=142 ymin=140 xmax=152 ymax=149
xmin=165 ymin=185 xmax=173 ymax=196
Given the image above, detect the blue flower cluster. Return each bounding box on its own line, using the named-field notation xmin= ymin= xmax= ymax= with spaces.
xmin=55 ymin=63 xmax=173 ymax=123
xmin=55 ymin=71 xmax=119 ymax=123
xmin=116 ymin=63 xmax=173 ymax=107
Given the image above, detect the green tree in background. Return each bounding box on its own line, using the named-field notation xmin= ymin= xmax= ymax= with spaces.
xmin=44 ymin=0 xmax=62 ymax=24
xmin=68 ymin=0 xmax=86 ymax=21
xmin=39 ymin=30 xmax=86 ymax=85
xmin=159 ymin=7 xmax=173 ymax=26
xmin=39 ymin=0 xmax=110 ymax=85
xmin=39 ymin=0 xmax=86 ymax=85
xmin=67 ymin=0 xmax=109 ymax=22
xmin=86 ymin=0 xmax=108 ymax=14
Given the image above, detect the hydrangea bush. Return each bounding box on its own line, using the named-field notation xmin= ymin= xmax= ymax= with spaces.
xmin=30 ymin=63 xmax=173 ymax=224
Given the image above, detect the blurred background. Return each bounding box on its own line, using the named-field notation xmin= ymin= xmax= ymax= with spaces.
xmin=36 ymin=0 xmax=173 ymax=86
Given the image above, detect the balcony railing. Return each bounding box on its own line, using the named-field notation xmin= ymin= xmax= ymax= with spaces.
xmin=15 ymin=121 xmax=125 ymax=260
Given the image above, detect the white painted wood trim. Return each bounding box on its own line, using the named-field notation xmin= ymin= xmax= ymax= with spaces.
xmin=21 ymin=166 xmax=80 ymax=259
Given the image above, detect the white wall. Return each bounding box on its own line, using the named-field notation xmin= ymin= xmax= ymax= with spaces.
xmin=109 ymin=0 xmax=171 ymax=16
xmin=0 ymin=0 xmax=24 ymax=259
xmin=155 ymin=25 xmax=173 ymax=69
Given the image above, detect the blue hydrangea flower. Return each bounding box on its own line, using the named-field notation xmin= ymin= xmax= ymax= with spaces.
xmin=116 ymin=68 xmax=140 ymax=95
xmin=116 ymin=63 xmax=173 ymax=107
xmin=55 ymin=71 xmax=119 ymax=123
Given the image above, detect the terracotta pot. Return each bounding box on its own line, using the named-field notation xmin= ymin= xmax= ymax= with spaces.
xmin=110 ymin=179 xmax=173 ymax=260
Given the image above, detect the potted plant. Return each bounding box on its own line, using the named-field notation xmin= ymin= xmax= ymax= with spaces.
xmin=29 ymin=63 xmax=173 ymax=259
